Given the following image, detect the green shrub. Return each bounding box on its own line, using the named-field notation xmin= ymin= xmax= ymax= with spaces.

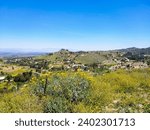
xmin=14 ymin=71 xmax=32 ymax=83
xmin=144 ymin=104 xmax=150 ymax=113
xmin=44 ymin=97 xmax=72 ymax=113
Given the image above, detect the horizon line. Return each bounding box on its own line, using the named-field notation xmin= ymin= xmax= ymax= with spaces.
xmin=0 ymin=46 xmax=150 ymax=53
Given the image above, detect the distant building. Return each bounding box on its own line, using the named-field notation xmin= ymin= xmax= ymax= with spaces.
xmin=0 ymin=76 xmax=6 ymax=81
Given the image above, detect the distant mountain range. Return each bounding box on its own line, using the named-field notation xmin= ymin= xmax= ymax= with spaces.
xmin=0 ymin=47 xmax=150 ymax=58
xmin=0 ymin=48 xmax=59 ymax=58
xmin=0 ymin=49 xmax=47 ymax=58
xmin=117 ymin=47 xmax=150 ymax=55
xmin=0 ymin=52 xmax=47 ymax=58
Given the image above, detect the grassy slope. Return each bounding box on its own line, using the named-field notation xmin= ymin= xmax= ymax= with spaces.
xmin=0 ymin=69 xmax=149 ymax=113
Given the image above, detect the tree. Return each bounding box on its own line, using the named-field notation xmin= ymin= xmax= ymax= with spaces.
xmin=14 ymin=71 xmax=32 ymax=83
xmin=6 ymin=75 xmax=12 ymax=82
xmin=147 ymin=59 xmax=150 ymax=65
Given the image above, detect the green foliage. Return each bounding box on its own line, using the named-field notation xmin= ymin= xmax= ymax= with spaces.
xmin=44 ymin=97 xmax=72 ymax=113
xmin=147 ymin=59 xmax=150 ymax=65
xmin=32 ymin=73 xmax=90 ymax=112
xmin=144 ymin=104 xmax=150 ymax=113
xmin=0 ymin=69 xmax=150 ymax=113
xmin=14 ymin=71 xmax=32 ymax=83
xmin=6 ymin=75 xmax=12 ymax=82
xmin=0 ymin=87 xmax=42 ymax=113
xmin=47 ymin=74 xmax=90 ymax=103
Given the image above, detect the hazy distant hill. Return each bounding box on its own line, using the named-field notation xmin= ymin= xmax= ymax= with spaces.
xmin=0 ymin=47 xmax=150 ymax=59
xmin=117 ymin=47 xmax=150 ymax=55
xmin=0 ymin=51 xmax=47 ymax=58
xmin=0 ymin=48 xmax=65 ymax=58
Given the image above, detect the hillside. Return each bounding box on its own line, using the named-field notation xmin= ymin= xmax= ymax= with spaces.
xmin=0 ymin=47 xmax=150 ymax=113
xmin=117 ymin=47 xmax=150 ymax=55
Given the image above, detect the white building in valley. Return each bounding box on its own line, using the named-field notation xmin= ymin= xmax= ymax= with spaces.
xmin=0 ymin=76 xmax=6 ymax=81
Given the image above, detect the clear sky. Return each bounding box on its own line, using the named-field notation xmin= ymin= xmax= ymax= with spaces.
xmin=0 ymin=0 xmax=150 ymax=51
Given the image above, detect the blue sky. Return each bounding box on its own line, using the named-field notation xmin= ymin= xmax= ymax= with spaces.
xmin=0 ymin=0 xmax=150 ymax=51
